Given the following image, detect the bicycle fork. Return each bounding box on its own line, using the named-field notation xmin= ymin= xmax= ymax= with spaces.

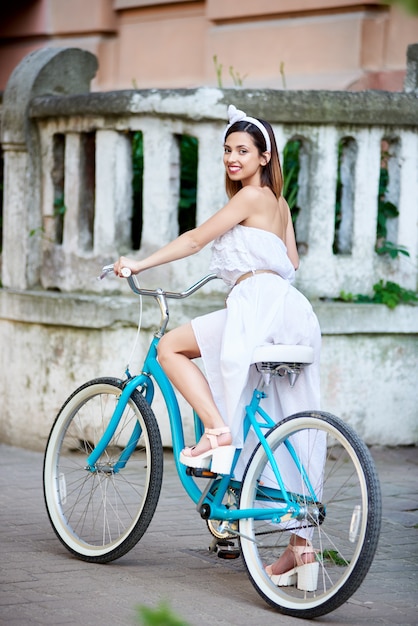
xmin=84 ymin=339 xmax=161 ymax=474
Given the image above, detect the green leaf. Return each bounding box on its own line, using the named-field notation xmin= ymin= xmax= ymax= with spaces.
xmin=375 ymin=240 xmax=410 ymax=258
xmin=335 ymin=280 xmax=417 ymax=309
xmin=338 ymin=291 xmax=354 ymax=302
xmin=137 ymin=602 xmax=190 ymax=626
xmin=320 ymin=549 xmax=349 ymax=566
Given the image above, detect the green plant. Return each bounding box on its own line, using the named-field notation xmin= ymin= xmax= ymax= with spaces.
xmin=375 ymin=162 xmax=409 ymax=258
xmin=28 ymin=226 xmax=44 ymax=238
xmin=339 ymin=280 xmax=418 ymax=309
xmin=282 ymin=140 xmax=301 ymax=227
xmin=229 ymin=66 xmax=247 ymax=87
xmin=282 ymin=140 xmax=300 ymax=211
xmin=137 ymin=602 xmax=190 ymax=626
xmin=279 ymin=61 xmax=287 ymax=89
xmin=320 ymin=549 xmax=348 ymax=566
xmin=213 ymin=55 xmax=247 ymax=87
xmin=28 ymin=198 xmax=66 ymax=242
xmin=53 ymin=196 xmax=66 ymax=217
xmin=132 ymin=131 xmax=144 ymax=249
xmin=375 ymin=240 xmax=409 ymax=258
xmin=214 ymin=55 xmax=287 ymax=89
xmin=178 ymin=135 xmax=198 ymax=234
xmin=213 ymin=55 xmax=223 ymax=88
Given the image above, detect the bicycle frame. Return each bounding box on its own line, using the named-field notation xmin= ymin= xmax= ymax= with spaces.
xmin=87 ymin=273 xmax=320 ymax=526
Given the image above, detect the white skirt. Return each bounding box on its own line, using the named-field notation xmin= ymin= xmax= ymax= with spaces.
xmin=191 ymin=273 xmax=322 ymax=449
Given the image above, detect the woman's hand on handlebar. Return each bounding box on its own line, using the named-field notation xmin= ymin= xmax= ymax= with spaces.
xmin=113 ymin=256 xmax=140 ymax=278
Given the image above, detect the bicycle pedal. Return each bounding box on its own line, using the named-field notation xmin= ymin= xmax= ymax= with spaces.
xmin=186 ymin=467 xmax=218 ymax=479
xmin=217 ymin=547 xmax=241 ymax=560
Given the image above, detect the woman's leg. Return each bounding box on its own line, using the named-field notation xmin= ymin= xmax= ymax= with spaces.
xmin=266 ymin=534 xmax=316 ymax=576
xmin=157 ymin=322 xmax=231 ymax=455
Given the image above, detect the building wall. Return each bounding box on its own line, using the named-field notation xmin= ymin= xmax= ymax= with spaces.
xmin=0 ymin=0 xmax=417 ymax=92
xmin=1 ymin=48 xmax=417 ymax=449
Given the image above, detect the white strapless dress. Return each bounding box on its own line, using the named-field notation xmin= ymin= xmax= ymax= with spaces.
xmin=191 ymin=225 xmax=324 ymax=496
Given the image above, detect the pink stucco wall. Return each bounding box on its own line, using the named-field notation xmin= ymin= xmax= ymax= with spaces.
xmin=0 ymin=0 xmax=417 ymax=92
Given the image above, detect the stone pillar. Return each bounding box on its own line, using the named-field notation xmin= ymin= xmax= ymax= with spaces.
xmin=404 ymin=43 xmax=418 ymax=93
xmin=1 ymin=48 xmax=98 ymax=289
xmin=95 ymin=130 xmax=133 ymax=255
xmin=141 ymin=119 xmax=180 ymax=248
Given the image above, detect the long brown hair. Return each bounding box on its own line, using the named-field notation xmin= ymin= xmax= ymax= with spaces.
xmin=224 ymin=119 xmax=283 ymax=199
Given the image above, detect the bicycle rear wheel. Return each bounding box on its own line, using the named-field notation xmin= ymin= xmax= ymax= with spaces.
xmin=43 ymin=377 xmax=163 ymax=563
xmin=239 ymin=411 xmax=381 ymax=619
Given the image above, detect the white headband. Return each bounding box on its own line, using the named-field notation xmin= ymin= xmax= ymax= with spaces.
xmin=223 ymin=104 xmax=271 ymax=153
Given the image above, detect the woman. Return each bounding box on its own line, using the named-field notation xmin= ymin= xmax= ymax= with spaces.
xmin=114 ymin=105 xmax=322 ymax=585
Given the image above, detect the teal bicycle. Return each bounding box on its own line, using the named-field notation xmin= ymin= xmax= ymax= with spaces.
xmin=43 ymin=270 xmax=381 ymax=619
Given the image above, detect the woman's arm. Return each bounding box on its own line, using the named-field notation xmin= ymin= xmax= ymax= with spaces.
xmin=114 ymin=187 xmax=256 ymax=276
xmin=114 ymin=230 xmax=205 ymax=276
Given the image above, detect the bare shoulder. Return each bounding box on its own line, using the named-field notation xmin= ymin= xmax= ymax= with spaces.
xmin=237 ymin=185 xmax=265 ymax=199
xmin=235 ymin=185 xmax=269 ymax=206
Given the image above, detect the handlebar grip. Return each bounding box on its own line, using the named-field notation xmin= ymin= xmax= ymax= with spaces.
xmin=98 ymin=264 xmax=131 ymax=280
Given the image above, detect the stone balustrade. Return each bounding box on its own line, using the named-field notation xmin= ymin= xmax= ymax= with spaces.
xmin=0 ymin=47 xmax=417 ymax=450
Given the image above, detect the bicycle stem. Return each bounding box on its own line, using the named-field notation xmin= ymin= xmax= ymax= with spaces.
xmin=126 ymin=273 xmax=219 ymax=337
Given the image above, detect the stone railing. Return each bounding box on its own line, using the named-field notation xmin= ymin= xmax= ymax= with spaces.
xmin=1 ymin=47 xmax=417 ymax=450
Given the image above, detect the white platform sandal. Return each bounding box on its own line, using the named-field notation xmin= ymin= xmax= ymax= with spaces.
xmin=266 ymin=541 xmax=319 ymax=592
xmin=179 ymin=427 xmax=235 ymax=475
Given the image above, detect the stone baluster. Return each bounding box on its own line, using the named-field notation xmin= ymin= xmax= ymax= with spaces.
xmin=1 ymin=48 xmax=97 ymax=289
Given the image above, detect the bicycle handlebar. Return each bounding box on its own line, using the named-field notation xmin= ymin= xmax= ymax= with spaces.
xmin=99 ymin=264 xmax=218 ymax=297
xmin=126 ymin=272 xmax=219 ymax=299
xmin=99 ymin=265 xmax=219 ymax=336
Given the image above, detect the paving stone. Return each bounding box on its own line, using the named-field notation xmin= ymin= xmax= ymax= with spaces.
xmin=0 ymin=444 xmax=417 ymax=626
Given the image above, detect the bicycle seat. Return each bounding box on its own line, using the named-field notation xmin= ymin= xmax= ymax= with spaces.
xmin=251 ymin=344 xmax=314 ymax=387
xmin=251 ymin=344 xmax=314 ymax=365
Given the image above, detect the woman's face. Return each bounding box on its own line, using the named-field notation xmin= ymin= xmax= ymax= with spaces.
xmin=223 ymin=131 xmax=267 ymax=186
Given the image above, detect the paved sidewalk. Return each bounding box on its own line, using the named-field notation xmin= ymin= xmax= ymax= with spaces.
xmin=0 ymin=443 xmax=417 ymax=626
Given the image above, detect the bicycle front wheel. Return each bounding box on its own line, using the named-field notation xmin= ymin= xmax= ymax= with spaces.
xmin=43 ymin=377 xmax=163 ymax=563
xmin=239 ymin=411 xmax=381 ymax=619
